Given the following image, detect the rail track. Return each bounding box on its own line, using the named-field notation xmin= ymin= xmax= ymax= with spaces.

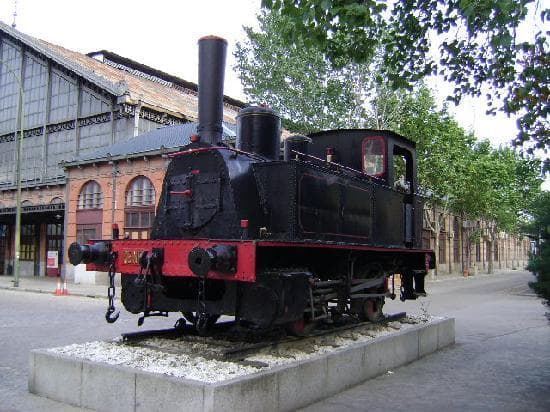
xmin=119 ymin=312 xmax=407 ymax=364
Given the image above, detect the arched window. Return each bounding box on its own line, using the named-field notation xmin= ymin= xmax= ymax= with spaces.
xmin=21 ymin=200 xmax=33 ymax=207
xmin=124 ymin=176 xmax=156 ymax=240
xmin=50 ymin=197 xmax=64 ymax=204
xmin=78 ymin=181 xmax=103 ymax=209
xmin=76 ymin=181 xmax=103 ymax=245
xmin=126 ymin=176 xmax=155 ymax=206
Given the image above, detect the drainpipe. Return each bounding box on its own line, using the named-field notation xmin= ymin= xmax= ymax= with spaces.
xmin=109 ymin=155 xmax=117 ymax=233
xmin=133 ymin=99 xmax=142 ymax=137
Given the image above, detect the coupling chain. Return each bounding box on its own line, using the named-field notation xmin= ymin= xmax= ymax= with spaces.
xmin=196 ymin=274 xmax=208 ymax=331
xmin=105 ymin=252 xmax=120 ymax=323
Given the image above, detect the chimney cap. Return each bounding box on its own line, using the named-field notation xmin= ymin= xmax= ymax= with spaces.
xmin=199 ymin=35 xmax=227 ymax=43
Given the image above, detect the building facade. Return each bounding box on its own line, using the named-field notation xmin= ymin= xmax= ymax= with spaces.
xmin=421 ymin=211 xmax=531 ymax=276
xmin=0 ymin=22 xmax=241 ymax=278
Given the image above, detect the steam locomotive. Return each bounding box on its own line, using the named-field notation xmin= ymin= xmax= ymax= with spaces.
xmin=69 ymin=36 xmax=434 ymax=333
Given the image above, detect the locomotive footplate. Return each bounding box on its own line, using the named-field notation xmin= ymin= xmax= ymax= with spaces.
xmin=70 ymin=238 xmax=431 ymax=330
xmin=79 ymin=238 xmax=434 ymax=282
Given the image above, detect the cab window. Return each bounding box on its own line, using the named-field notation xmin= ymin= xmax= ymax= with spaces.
xmin=393 ymin=146 xmax=413 ymax=194
xmin=362 ymin=137 xmax=386 ymax=177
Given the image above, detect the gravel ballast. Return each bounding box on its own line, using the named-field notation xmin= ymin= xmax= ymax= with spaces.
xmin=48 ymin=315 xmax=437 ymax=383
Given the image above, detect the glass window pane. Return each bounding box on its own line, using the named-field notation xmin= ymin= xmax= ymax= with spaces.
xmin=141 ymin=212 xmax=150 ymax=227
xmin=78 ymin=181 xmax=103 ymax=209
xmin=363 ymin=138 xmax=385 ymax=176
xmin=126 ymin=177 xmax=155 ymax=207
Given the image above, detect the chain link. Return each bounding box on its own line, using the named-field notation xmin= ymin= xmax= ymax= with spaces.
xmin=105 ymin=252 xmax=120 ymax=323
xmin=198 ymin=276 xmax=206 ymax=315
xmin=196 ymin=274 xmax=208 ymax=331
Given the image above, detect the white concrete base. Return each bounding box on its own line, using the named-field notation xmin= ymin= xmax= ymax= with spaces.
xmin=29 ymin=318 xmax=454 ymax=412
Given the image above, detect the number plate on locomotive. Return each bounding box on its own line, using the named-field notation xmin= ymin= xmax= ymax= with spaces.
xmin=122 ymin=250 xmax=141 ymax=265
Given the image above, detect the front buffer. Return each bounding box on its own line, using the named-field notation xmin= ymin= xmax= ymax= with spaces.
xmin=68 ymin=238 xmax=310 ymax=330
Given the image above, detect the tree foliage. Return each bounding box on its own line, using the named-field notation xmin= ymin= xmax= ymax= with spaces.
xmin=360 ymin=81 xmax=541 ymax=234
xmin=525 ymin=191 xmax=550 ymax=304
xmin=388 ymin=87 xmax=477 ymax=208
xmin=525 ymin=191 xmax=550 ymax=239
xmin=383 ymin=86 xmax=541 ymax=273
xmin=262 ymin=0 xmax=549 ymax=168
xmin=456 ymin=142 xmax=541 ymax=230
xmin=234 ymin=11 xmax=370 ymax=133
xmin=236 ymin=8 xmax=542 ymax=236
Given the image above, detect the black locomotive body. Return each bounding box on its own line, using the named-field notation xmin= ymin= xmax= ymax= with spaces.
xmin=69 ymin=36 xmax=434 ymax=332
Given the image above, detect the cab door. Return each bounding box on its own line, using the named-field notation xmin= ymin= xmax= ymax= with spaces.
xmin=392 ymin=145 xmax=415 ymax=247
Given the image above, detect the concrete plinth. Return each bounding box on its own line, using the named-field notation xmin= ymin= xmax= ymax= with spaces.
xmin=29 ymin=317 xmax=454 ymax=412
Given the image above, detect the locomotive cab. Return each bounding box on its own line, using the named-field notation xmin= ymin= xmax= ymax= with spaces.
xmin=307 ymin=129 xmax=418 ymax=192
xmin=305 ymin=130 xmax=422 ymax=248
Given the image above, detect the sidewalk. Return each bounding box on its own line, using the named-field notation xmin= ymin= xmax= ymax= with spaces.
xmin=427 ymin=267 xmax=526 ymax=283
xmin=0 ymin=275 xmax=107 ymax=298
xmin=0 ymin=269 xmax=524 ymax=300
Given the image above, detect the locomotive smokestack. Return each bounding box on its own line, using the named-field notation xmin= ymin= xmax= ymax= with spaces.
xmin=197 ymin=35 xmax=227 ymax=145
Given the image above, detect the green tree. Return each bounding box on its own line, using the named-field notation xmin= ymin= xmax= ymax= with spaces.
xmin=387 ymin=86 xmax=479 ymax=275
xmin=380 ymin=86 xmax=541 ymax=274
xmin=234 ymin=11 xmax=370 ymax=133
xmin=263 ymin=0 xmax=549 ymax=168
xmin=525 ymin=191 xmax=550 ymax=303
xmin=457 ymin=142 xmax=542 ymax=273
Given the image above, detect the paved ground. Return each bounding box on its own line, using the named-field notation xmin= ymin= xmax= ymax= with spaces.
xmin=0 ymin=270 xmax=548 ymax=411
xmin=302 ymin=270 xmax=550 ymax=412
xmin=0 ymin=282 xmax=177 ymax=412
xmin=0 ymin=275 xmax=106 ymax=299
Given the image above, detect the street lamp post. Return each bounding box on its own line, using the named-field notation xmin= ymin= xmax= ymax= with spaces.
xmin=1 ymin=59 xmax=25 ymax=287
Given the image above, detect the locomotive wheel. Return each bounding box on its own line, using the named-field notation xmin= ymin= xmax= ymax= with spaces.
xmin=360 ymin=298 xmax=384 ymax=322
xmin=285 ymin=317 xmax=315 ymax=337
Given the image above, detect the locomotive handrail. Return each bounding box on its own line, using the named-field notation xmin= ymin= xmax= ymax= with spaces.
xmin=289 ymin=149 xmax=386 ymax=184
xmin=168 ymin=146 xmax=265 ymax=161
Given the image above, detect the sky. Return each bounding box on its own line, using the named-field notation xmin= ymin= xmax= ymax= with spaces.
xmin=0 ymin=0 xmax=546 ymax=171
xmin=0 ymin=0 xmax=260 ymax=98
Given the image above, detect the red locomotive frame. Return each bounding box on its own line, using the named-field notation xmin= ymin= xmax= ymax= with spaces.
xmin=87 ymin=238 xmax=434 ymax=283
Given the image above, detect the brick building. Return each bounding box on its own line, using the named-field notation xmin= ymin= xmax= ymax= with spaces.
xmin=420 ymin=211 xmax=531 ymax=276
xmin=63 ymin=123 xmax=235 ymax=283
xmin=0 ymin=22 xmax=242 ymax=278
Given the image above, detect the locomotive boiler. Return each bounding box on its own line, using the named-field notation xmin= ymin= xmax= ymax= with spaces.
xmin=68 ymin=36 xmax=434 ymax=333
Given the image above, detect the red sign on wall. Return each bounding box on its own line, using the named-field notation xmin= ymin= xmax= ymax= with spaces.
xmin=47 ymin=251 xmax=59 ymax=276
